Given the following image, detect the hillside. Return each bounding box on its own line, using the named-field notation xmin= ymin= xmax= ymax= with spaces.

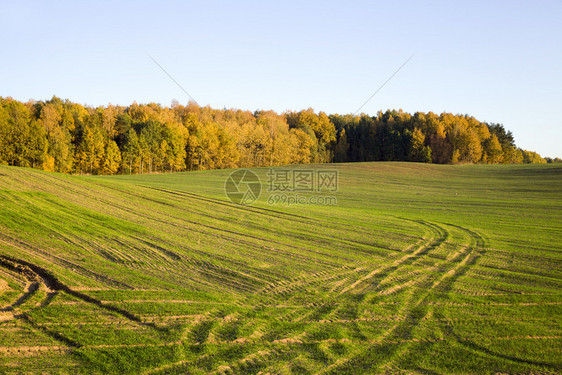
xmin=0 ymin=162 xmax=561 ymax=374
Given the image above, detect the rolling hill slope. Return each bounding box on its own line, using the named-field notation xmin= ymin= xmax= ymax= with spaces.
xmin=0 ymin=162 xmax=561 ymax=374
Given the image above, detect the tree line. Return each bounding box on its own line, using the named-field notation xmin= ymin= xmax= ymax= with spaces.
xmin=0 ymin=96 xmax=552 ymax=175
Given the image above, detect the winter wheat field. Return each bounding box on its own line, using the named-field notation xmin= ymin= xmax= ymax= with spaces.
xmin=0 ymin=162 xmax=560 ymax=374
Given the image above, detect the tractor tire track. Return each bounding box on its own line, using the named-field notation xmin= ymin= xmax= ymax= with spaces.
xmin=0 ymin=232 xmax=133 ymax=289
xmin=206 ymin=219 xmax=452 ymax=374
xmin=316 ymin=221 xmax=483 ymax=374
xmin=0 ymin=255 xmax=165 ymax=334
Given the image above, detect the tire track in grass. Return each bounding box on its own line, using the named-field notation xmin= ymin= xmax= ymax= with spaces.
xmin=7 ymin=193 xmax=180 ymax=274
xmin=0 ymin=254 xmax=185 ymax=371
xmin=276 ymin=248 xmax=405 ymax=298
xmin=52 ymin=176 xmax=355 ymax=265
xmin=140 ymin=185 xmax=422 ymax=242
xmin=258 ymin=265 xmax=358 ymax=299
xmin=82 ymin=190 xmax=342 ymax=271
xmin=0 ymin=255 xmax=81 ymax=349
xmin=0 ymin=256 xmax=59 ymax=317
xmin=20 ymin=172 xmax=412 ymax=294
xmin=257 ymin=235 xmax=428 ymax=300
xmin=96 ymin=181 xmax=413 ymax=262
xmin=143 ymin=185 xmax=412 ymax=254
xmin=0 ymin=232 xmax=133 ymax=289
xmin=337 ymin=220 xmax=446 ymax=296
xmin=373 ymin=223 xmax=484 ymax=373
xmin=114 ymin=232 xmax=275 ymax=293
xmin=141 ymin=359 xmax=199 ymax=375
xmin=5 ymin=173 xmax=280 ymax=287
xmin=147 ymin=185 xmax=412 ymax=250
xmin=131 ymin=234 xmax=283 ymax=284
xmin=430 ymin=226 xmax=562 ymax=372
xmin=1 ymin=335 xmax=559 ymax=357
xmin=12 ymin=170 xmax=553 ymax=373
xmin=0 ymin=282 xmax=41 ymax=314
xmin=3 ymin=192 xmax=269 ymax=292
xmin=0 ymin=255 xmax=166 ymax=333
xmin=386 ymin=225 xmax=533 ymax=373
xmin=194 ymin=219 xmax=449 ymax=374
xmin=316 ymin=221 xmax=480 ymax=374
xmin=5 ymin=190 xmax=198 ymax=279
xmin=211 ymin=349 xmax=278 ymax=375
xmin=142 ymin=184 xmax=403 ymax=237
xmin=183 ymin=220 xmax=441 ymax=371
xmin=271 ymin=220 xmax=447 ymax=329
xmin=441 ymin=322 xmax=562 ymax=370
xmin=2 ymin=177 xmax=482 ymax=375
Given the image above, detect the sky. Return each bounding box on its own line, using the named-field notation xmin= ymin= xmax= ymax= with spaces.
xmin=1 ymin=0 xmax=561 ymax=158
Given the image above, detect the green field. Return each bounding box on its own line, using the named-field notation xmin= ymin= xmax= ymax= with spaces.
xmin=0 ymin=162 xmax=560 ymax=374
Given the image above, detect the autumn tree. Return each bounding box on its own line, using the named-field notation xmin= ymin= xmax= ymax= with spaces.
xmin=75 ymin=126 xmax=105 ymax=174
xmin=286 ymin=109 xmax=336 ymax=163
xmin=102 ymin=140 xmax=121 ymax=174
xmin=255 ymin=111 xmax=295 ymax=166
xmin=290 ymin=128 xmax=316 ymax=164
xmin=122 ymin=128 xmax=140 ymax=173
xmin=409 ymin=127 xmax=432 ymax=163
xmin=483 ymin=134 xmax=503 ymax=164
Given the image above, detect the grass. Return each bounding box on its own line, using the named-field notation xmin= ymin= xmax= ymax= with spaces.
xmin=0 ymin=162 xmax=560 ymax=374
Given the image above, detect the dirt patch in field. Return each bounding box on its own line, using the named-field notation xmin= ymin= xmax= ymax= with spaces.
xmin=0 ymin=311 xmax=14 ymax=322
xmin=0 ymin=278 xmax=10 ymax=292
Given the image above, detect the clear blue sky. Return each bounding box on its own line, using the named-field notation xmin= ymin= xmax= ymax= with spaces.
xmin=1 ymin=0 xmax=561 ymax=157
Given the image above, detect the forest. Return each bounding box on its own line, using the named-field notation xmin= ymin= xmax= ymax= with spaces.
xmin=0 ymin=96 xmax=550 ymax=175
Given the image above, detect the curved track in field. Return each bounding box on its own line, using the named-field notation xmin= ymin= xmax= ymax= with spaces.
xmin=150 ymin=218 xmax=515 ymax=374
xmin=1 ymin=169 xmax=559 ymax=374
xmin=2 ymin=212 xmax=559 ymax=374
xmin=0 ymin=253 xmax=168 ymax=357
